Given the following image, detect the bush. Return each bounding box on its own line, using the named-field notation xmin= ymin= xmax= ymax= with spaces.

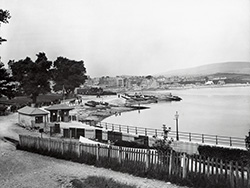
xmin=71 ymin=176 xmax=136 ymax=188
xmin=113 ymin=140 xmax=148 ymax=149
xmin=198 ymin=145 xmax=250 ymax=164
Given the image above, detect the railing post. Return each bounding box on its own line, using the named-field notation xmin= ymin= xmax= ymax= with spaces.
xmin=189 ymin=133 xmax=191 ymax=142
xmin=112 ymin=124 xmax=114 ymax=131
xmin=127 ymin=126 xmax=129 ymax=134
xmin=216 ymin=136 xmax=218 ymax=145
xmin=202 ymin=134 xmax=204 ymax=143
xmin=155 ymin=129 xmax=157 ymax=137
xmin=119 ymin=125 xmax=121 ymax=132
xmin=145 ymin=128 xmax=147 ymax=136
xmin=105 ymin=122 xmax=107 ymax=130
xmin=230 ymin=137 xmax=232 ymax=147
xmin=135 ymin=127 xmax=138 ymax=134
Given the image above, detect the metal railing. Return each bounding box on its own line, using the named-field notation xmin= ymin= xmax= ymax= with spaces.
xmin=97 ymin=122 xmax=246 ymax=149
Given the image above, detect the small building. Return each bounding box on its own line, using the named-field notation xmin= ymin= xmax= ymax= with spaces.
xmin=45 ymin=104 xmax=74 ymax=122
xmin=17 ymin=106 xmax=49 ymax=128
xmin=205 ymin=80 xmax=214 ymax=85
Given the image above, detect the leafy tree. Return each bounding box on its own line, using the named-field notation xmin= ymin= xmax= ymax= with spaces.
xmin=9 ymin=52 xmax=52 ymax=104
xmin=0 ymin=62 xmax=15 ymax=99
xmin=145 ymin=75 xmax=153 ymax=79
xmin=52 ymin=57 xmax=87 ymax=97
xmin=0 ymin=9 xmax=11 ymax=44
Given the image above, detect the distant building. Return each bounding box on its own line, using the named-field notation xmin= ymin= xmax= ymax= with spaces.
xmin=116 ymin=77 xmax=124 ymax=87
xmin=205 ymin=81 xmax=214 ymax=85
xmin=217 ymin=80 xmax=225 ymax=85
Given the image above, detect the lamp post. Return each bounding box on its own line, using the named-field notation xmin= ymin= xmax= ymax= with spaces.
xmin=175 ymin=111 xmax=179 ymax=141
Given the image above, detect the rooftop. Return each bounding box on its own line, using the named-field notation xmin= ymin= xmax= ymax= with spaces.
xmin=45 ymin=104 xmax=74 ymax=111
xmin=18 ymin=106 xmax=49 ymax=116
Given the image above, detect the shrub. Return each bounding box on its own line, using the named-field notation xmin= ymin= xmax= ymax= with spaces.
xmin=71 ymin=176 xmax=136 ymax=188
xmin=198 ymin=145 xmax=250 ymax=164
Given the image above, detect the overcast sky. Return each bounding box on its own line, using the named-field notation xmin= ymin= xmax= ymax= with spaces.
xmin=1 ymin=0 xmax=250 ymax=77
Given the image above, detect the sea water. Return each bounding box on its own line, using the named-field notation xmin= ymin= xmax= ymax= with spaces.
xmin=104 ymin=86 xmax=250 ymax=138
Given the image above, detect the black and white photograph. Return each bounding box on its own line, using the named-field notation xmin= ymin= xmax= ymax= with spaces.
xmin=0 ymin=0 xmax=250 ymax=187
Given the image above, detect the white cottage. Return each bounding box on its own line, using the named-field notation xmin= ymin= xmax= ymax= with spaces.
xmin=17 ymin=106 xmax=49 ymax=128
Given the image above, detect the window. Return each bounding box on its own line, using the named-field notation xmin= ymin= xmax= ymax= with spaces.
xmin=35 ymin=116 xmax=43 ymax=123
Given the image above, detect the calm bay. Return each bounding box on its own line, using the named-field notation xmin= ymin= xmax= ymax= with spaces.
xmin=104 ymin=86 xmax=250 ymax=138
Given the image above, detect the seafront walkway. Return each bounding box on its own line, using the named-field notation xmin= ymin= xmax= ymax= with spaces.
xmin=97 ymin=122 xmax=246 ymax=149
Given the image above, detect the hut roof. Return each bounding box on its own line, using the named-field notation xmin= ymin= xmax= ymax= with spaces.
xmin=45 ymin=104 xmax=74 ymax=111
xmin=18 ymin=106 xmax=49 ymax=116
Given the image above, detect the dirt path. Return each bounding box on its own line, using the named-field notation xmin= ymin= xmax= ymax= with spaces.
xmin=0 ymin=113 xmax=187 ymax=188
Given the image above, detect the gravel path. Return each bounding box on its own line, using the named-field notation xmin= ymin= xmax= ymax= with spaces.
xmin=0 ymin=113 xmax=187 ymax=188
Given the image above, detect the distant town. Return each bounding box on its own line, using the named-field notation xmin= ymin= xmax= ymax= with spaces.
xmin=78 ymin=73 xmax=250 ymax=93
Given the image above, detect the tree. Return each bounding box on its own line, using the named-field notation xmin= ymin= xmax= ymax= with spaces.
xmin=10 ymin=52 xmax=52 ymax=104
xmin=145 ymin=75 xmax=153 ymax=80
xmin=52 ymin=57 xmax=87 ymax=97
xmin=0 ymin=62 xmax=15 ymax=99
xmin=0 ymin=9 xmax=11 ymax=44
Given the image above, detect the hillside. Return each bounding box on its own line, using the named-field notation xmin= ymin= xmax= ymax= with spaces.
xmin=160 ymin=62 xmax=250 ymax=76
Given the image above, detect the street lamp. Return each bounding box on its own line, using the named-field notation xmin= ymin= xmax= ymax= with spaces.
xmin=175 ymin=111 xmax=179 ymax=141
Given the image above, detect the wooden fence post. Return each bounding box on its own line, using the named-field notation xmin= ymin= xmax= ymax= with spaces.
xmin=118 ymin=146 xmax=122 ymax=164
xmin=240 ymin=162 xmax=244 ymax=187
xmin=48 ymin=138 xmax=51 ymax=152
xmin=247 ymin=164 xmax=250 ymax=188
xmin=207 ymin=157 xmax=210 ymax=177
xmin=38 ymin=137 xmax=40 ymax=149
xmin=169 ymin=150 xmax=173 ymax=175
xmin=215 ymin=158 xmax=219 ymax=183
xmin=145 ymin=149 xmax=150 ymax=170
xmin=61 ymin=140 xmax=64 ymax=155
xmin=182 ymin=153 xmax=187 ymax=178
xmin=229 ymin=161 xmax=234 ymax=188
xmin=235 ymin=161 xmax=239 ymax=187
xmin=108 ymin=145 xmax=111 ymax=161
xmin=96 ymin=144 xmax=100 ymax=161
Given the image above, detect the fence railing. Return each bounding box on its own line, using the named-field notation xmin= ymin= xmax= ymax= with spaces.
xmin=19 ymin=135 xmax=250 ymax=188
xmin=97 ymin=122 xmax=246 ymax=148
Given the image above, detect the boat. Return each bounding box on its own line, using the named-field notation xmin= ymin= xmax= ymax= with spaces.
xmin=122 ymin=93 xmax=158 ymax=103
xmin=161 ymin=94 xmax=182 ymax=101
xmin=85 ymin=101 xmax=98 ymax=107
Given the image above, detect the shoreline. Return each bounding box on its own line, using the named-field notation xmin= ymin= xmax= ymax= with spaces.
xmin=72 ymin=83 xmax=250 ymax=124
